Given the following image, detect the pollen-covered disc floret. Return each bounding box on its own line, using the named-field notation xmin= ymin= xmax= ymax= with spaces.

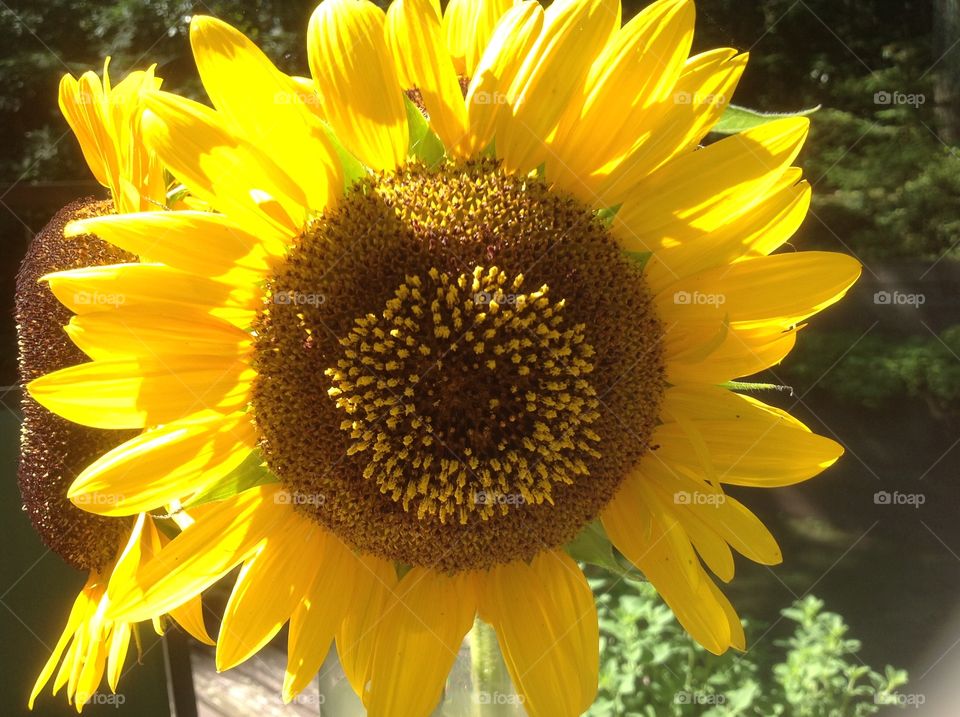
xmin=325 ymin=265 xmax=602 ymax=525
xmin=252 ymin=158 xmax=666 ymax=571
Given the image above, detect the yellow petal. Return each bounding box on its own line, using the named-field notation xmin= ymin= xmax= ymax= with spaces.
xmin=27 ymin=357 xmax=254 ymax=429
xmin=336 ymin=555 xmax=398 ymax=702
xmin=65 ymin=210 xmax=282 ymax=282
xmin=65 ymin=308 xmax=252 ymax=363
xmin=143 ymin=91 xmax=304 ymax=240
xmin=480 ymin=551 xmax=598 ymax=717
xmin=365 ymin=568 xmax=476 ymax=716
xmin=168 ymin=595 xmax=215 ymax=646
xmin=672 ymin=507 xmax=736 ymax=582
xmin=68 ymin=412 xmax=257 ymax=515
xmin=549 ymin=0 xmax=695 ymax=200
xmin=643 ymin=462 xmax=782 ymax=565
xmin=603 ymin=478 xmax=733 ymax=654
xmin=665 ymin=324 xmax=799 ymax=383
xmin=655 ymin=384 xmax=845 ymax=487
xmin=190 ymin=16 xmax=342 ymax=210
xmin=73 ymin=617 xmax=110 ymax=708
xmin=441 ymin=0 xmax=470 ymax=74
xmin=386 ymin=0 xmax=470 ymax=155
xmin=613 ymin=117 xmax=809 ymax=252
xmin=706 ymin=579 xmax=746 ymax=651
xmin=283 ymin=534 xmax=358 ymax=702
xmin=465 ymin=1 xmax=544 ymax=152
xmin=28 ymin=575 xmax=99 ymax=709
xmin=41 ymin=263 xmax=258 ymax=328
xmin=59 ymin=66 xmax=166 ymax=214
xmin=596 ymin=48 xmax=747 ymax=202
xmin=105 ymin=622 xmax=131 ymax=692
xmin=497 ymin=0 xmax=619 ymax=174
xmin=308 ymin=0 xmax=408 ymax=170
xmin=443 ymin=0 xmax=514 ymax=76
xmin=59 ymin=74 xmax=109 ymax=188
xmin=645 ymin=169 xmax=810 ymax=292
xmin=217 ymin=512 xmax=323 ymax=671
xmin=107 ymin=485 xmax=284 ymax=623
xmin=113 ymin=516 xmax=216 ymax=645
xmin=655 ymin=251 xmax=861 ymax=331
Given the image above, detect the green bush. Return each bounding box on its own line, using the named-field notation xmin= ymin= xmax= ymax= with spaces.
xmin=588 ymin=581 xmax=909 ymax=716
xmin=782 ymin=326 xmax=960 ymax=414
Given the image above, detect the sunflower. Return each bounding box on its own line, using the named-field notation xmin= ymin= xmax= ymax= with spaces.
xmin=19 ymin=62 xmax=212 ymax=712
xmin=27 ymin=0 xmax=860 ymax=715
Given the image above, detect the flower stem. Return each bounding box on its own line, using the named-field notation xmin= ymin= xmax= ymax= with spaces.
xmin=470 ymin=617 xmax=515 ymax=716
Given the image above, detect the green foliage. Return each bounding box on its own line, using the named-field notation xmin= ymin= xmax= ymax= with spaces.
xmin=588 ymin=582 xmax=909 ymax=717
xmin=782 ymin=326 xmax=960 ymax=414
xmin=803 ymin=107 xmax=960 ymax=261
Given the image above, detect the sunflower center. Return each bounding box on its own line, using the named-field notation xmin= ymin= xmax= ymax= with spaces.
xmin=17 ymin=199 xmax=136 ymax=571
xmin=252 ymin=159 xmax=665 ymax=571
xmin=326 ymin=265 xmax=602 ymax=524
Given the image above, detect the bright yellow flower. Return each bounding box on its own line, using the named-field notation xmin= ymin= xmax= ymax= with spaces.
xmin=22 ymin=62 xmax=213 ymax=712
xmin=27 ymin=1 xmax=859 ymax=715
xmin=58 ymin=59 xmax=166 ymax=214
xmin=28 ymin=515 xmax=213 ymax=711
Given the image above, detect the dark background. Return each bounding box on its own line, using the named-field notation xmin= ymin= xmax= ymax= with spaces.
xmin=1 ymin=0 xmax=958 ymax=715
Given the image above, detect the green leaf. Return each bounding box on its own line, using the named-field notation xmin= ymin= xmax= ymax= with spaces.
xmin=404 ymin=96 xmax=445 ymax=166
xmin=183 ymin=448 xmax=279 ymax=507
xmin=322 ymin=125 xmax=367 ymax=189
xmin=567 ymin=520 xmax=621 ymax=572
xmin=566 ymin=520 xmax=644 ymax=580
xmin=711 ymin=103 xmax=821 ymax=135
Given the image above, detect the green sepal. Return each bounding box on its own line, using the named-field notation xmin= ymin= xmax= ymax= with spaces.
xmin=323 ymin=125 xmax=368 ymax=189
xmin=404 ymin=96 xmax=445 ymax=167
xmin=596 ymin=203 xmax=622 ymax=225
xmin=711 ymin=103 xmax=821 ymax=135
xmin=723 ymin=380 xmax=795 ymax=395
xmin=165 ymin=183 xmax=189 ymax=206
xmin=183 ymin=448 xmax=279 ymax=508
xmin=623 ymin=249 xmax=652 ymax=269
xmin=566 ymin=520 xmax=645 ymax=581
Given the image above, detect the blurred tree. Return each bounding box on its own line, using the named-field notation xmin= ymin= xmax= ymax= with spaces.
xmin=934 ymin=0 xmax=960 ymax=143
